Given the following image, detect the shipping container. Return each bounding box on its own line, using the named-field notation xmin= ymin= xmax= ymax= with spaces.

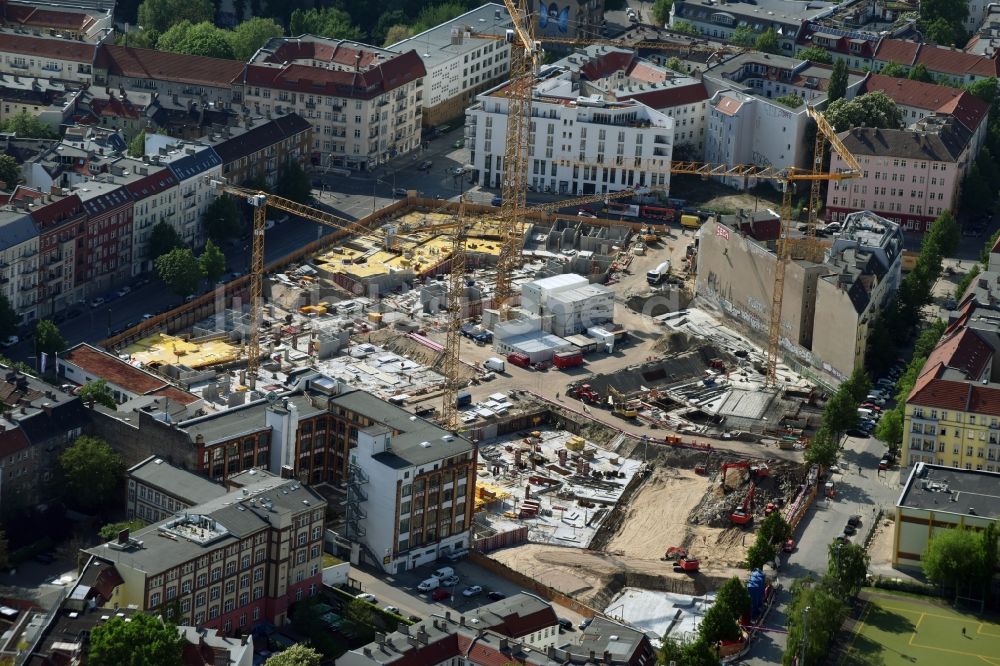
xmin=507 ymin=352 xmax=531 ymax=368
xmin=553 ymin=351 xmax=583 ymax=369
xmin=681 ymin=214 xmax=702 ymax=229
xmin=640 ymin=205 xmax=675 ymax=221
xmin=608 ymin=202 xmax=640 ymax=218
xmin=456 ymin=390 xmax=473 ymax=407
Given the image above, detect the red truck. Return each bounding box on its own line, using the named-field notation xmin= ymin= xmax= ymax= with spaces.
xmin=507 ymin=352 xmax=531 ymax=368
xmin=553 ymin=351 xmax=583 ymax=369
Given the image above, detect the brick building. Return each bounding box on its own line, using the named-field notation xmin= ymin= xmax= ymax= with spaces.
xmin=209 ymin=113 xmax=313 ymax=189
xmin=126 ymin=455 xmax=227 ymax=523
xmin=29 ymin=192 xmax=87 ymax=317
xmin=73 ymin=181 xmax=133 ymax=297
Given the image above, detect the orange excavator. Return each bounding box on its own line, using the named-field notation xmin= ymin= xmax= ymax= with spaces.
xmin=721 ymin=461 xmax=770 ymax=484
xmin=662 ymin=547 xmax=700 ymax=573
xmin=731 ymin=482 xmax=756 ymax=526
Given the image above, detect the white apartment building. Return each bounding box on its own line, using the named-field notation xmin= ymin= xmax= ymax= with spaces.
xmin=467 ymin=70 xmax=674 ymax=196
xmin=120 ymin=158 xmax=180 ymax=275
xmin=388 ymin=3 xmax=512 ymax=127
xmin=344 ymin=392 xmax=477 ymax=574
xmin=245 ymin=36 xmax=426 ymax=172
xmin=0 ymin=210 xmax=39 ymax=324
xmin=0 ymin=33 xmax=94 ymax=84
xmin=145 ymin=135 xmax=222 ymax=249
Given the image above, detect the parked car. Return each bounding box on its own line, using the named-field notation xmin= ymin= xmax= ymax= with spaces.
xmin=90 ymin=296 xmax=106 ymax=308
xmin=453 ymin=138 xmax=465 ymax=148
xmin=382 ymin=606 xmax=399 ymax=615
xmin=557 ymin=618 xmax=573 ymax=631
xmin=578 ymin=618 xmax=593 ymax=631
xmin=843 ymin=522 xmax=857 ymax=536
xmin=878 ymin=458 xmax=890 ymax=470
xmin=462 ymin=585 xmax=483 ymax=597
xmin=847 ymin=515 xmax=862 ymax=527
xmin=418 ymin=160 xmax=433 ymax=171
xmin=355 ymin=593 xmax=377 ymax=604
xmin=393 ymin=188 xmax=408 ymax=197
xmin=116 ymin=286 xmax=131 ymax=297
xmin=488 ymin=591 xmax=506 ymax=601
xmin=431 ymin=588 xmax=450 ymax=601
xmin=141 ymin=314 xmax=154 ymax=320
xmin=491 ymin=195 xmax=502 ymax=206
xmin=441 ymin=575 xmax=460 ymax=587
xmin=450 ymin=166 xmax=466 ymax=176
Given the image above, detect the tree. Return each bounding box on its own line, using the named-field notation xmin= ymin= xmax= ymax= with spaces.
xmin=799 ymin=46 xmax=833 ymax=64
xmin=79 ymin=379 xmax=117 ymax=409
xmin=35 ymin=320 xmax=66 ymax=357
xmin=155 ymin=248 xmax=202 ymax=297
xmin=666 ymin=56 xmax=684 ymax=72
xmin=412 ymin=2 xmax=474 ymax=33
xmin=0 ymin=295 xmax=17 ymax=338
xmin=228 ymin=17 xmax=284 ymax=61
xmin=136 ymin=0 xmax=214 ymax=34
xmin=652 ymin=0 xmax=673 ymax=26
xmin=199 ymin=239 xmax=226 ymax=284
xmin=124 ymin=26 xmax=160 ymax=49
xmin=128 ymin=130 xmax=146 ymax=158
xmin=879 ymin=61 xmax=906 ymax=78
xmin=382 ymin=24 xmax=414 ymax=45
xmin=373 ymin=10 xmax=410 ymax=45
xmin=755 ymin=28 xmax=780 ymax=54
xmin=923 ymin=526 xmax=987 ymax=594
xmin=822 ymin=391 xmax=858 ymax=438
xmin=157 ymin=21 xmax=236 ymax=59
xmin=730 ymin=24 xmax=755 ymax=47
xmin=826 ymin=92 xmax=902 ymax=131
xmin=745 ymin=538 xmax=777 ymax=570
xmin=966 ymin=76 xmax=998 ymax=105
xmin=782 ymin=579 xmax=847 ymax=666
xmin=775 ymin=93 xmax=803 ymax=109
xmin=89 ymin=613 xmax=184 ymax=666
xmin=758 ymin=511 xmax=792 ymax=546
xmin=825 ymin=541 xmax=869 ymax=598
xmin=203 ymin=195 xmax=241 ymax=242
xmin=276 ymin=161 xmax=311 ymax=204
xmin=714 ymin=576 xmax=751 ymax=619
xmin=827 ymin=58 xmax=848 ymax=103
xmin=59 ymin=436 xmax=123 ymax=512
xmin=955 ymin=263 xmax=981 ymax=300
xmin=98 ymin=520 xmax=145 ymax=541
xmin=919 ymin=0 xmax=969 ymax=48
xmin=0 ymin=154 xmax=21 ymax=188
xmin=929 ymin=210 xmax=960 ymax=256
xmin=264 ymin=644 xmax=322 ymax=666
xmin=659 ymin=637 xmax=718 ymax=666
xmin=289 ymin=7 xmax=364 ymax=41
xmin=984 ymin=228 xmax=1000 ymax=266
xmin=908 ymin=63 xmax=934 ymax=83
xmin=699 ymin=596 xmax=742 ymax=644
xmin=671 ymin=20 xmax=699 ymax=36
xmin=805 ymin=427 xmax=839 ymax=469
xmin=344 ymin=598 xmax=376 ymax=627
xmin=841 ymin=367 xmax=872 ymax=405
xmin=923 ymin=16 xmax=960 ymax=47
xmin=148 ymin=220 xmax=184 ymax=259
xmin=0 ymin=110 xmax=55 ymax=138
xmin=874 ymin=408 xmax=903 ymax=448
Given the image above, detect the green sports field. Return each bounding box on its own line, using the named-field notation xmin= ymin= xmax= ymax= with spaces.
xmin=841 ymin=591 xmax=1000 ymax=666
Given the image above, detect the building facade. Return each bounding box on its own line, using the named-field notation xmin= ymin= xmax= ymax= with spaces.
xmin=30 ymin=192 xmax=87 ymax=317
xmin=0 ymin=33 xmax=94 ymax=84
xmin=244 ymin=36 xmax=426 ymax=172
xmin=126 ymin=456 xmax=228 ymax=524
xmin=0 ymin=210 xmax=39 ymax=323
xmin=74 ymin=181 xmax=133 ymax=296
xmin=670 ymin=0 xmax=836 ymax=52
xmin=145 ymin=136 xmax=222 ymax=249
xmin=210 ymin=113 xmax=313 ymax=189
xmin=121 ymin=158 xmax=179 ymax=276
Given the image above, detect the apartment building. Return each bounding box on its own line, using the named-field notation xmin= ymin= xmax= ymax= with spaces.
xmin=244 ymin=36 xmax=426 ymax=172
xmin=811 ymin=211 xmax=903 ymax=376
xmin=71 ymin=180 xmax=133 ymax=296
xmin=0 ymin=32 xmax=94 ymax=84
xmin=552 ymin=46 xmax=709 ymax=157
xmin=341 ymin=389 xmax=477 ymax=573
xmin=387 ymin=3 xmax=512 ymax=127
xmin=873 ymin=39 xmax=1000 ymax=84
xmin=966 ymin=4 xmax=1000 ymax=57
xmin=23 ymin=125 xmax=127 ymax=194
xmin=94 ymin=44 xmax=246 ymax=109
xmin=467 ymin=70 xmax=674 ymax=196
xmin=120 ymin=157 xmax=179 ymax=275
xmin=670 ymin=0 xmax=836 ymax=52
xmin=826 ymin=119 xmax=973 ymax=233
xmin=30 ymin=192 xmax=87 ymax=316
xmin=794 ymin=24 xmax=880 ymax=70
xmin=144 ymin=135 xmax=222 ymax=249
xmin=86 ymin=477 xmax=327 ymax=632
xmin=209 ymin=112 xmax=313 ymax=189
xmin=0 ymin=75 xmax=75 ymax=130
xmin=0 ymin=210 xmax=38 ymax=322
xmin=0 ymin=0 xmax=114 ymax=42
xmin=701 ymin=53 xmax=865 ymax=188
xmin=126 ymin=456 xmax=227 ymax=524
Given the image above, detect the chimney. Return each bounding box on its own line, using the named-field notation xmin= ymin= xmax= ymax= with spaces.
xmin=363 ymin=647 xmax=372 ymax=657
xmin=604 ymin=650 xmax=612 ymax=661
xmin=499 ymin=638 xmax=510 ymax=651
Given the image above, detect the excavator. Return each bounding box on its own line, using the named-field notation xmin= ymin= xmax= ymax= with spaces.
xmin=720 ymin=461 xmax=770 ymax=484
xmin=731 ymin=482 xmax=756 ymax=526
xmin=607 ymin=387 xmax=639 ymax=419
xmin=662 ymin=546 xmax=700 ymax=573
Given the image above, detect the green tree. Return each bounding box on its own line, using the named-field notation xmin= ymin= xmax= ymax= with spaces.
xmin=35 ymin=320 xmax=66 ymax=357
xmin=984 ymin=228 xmax=1000 ymax=266
xmin=157 ymin=21 xmax=236 ymax=59
xmin=228 ymin=16 xmax=284 ymax=61
xmin=264 ymin=644 xmax=322 ymax=666
xmin=923 ymin=16 xmax=960 ymax=46
xmin=730 ymin=24 xmax=755 ymax=47
xmin=828 ymin=58 xmax=848 ymax=102
xmin=0 ymin=110 xmax=56 ymax=138
xmin=908 ymin=63 xmax=934 ymax=83
xmin=923 ymin=526 xmax=987 ymax=595
xmin=775 ymin=93 xmax=803 ymax=109
xmin=204 ymin=195 xmax=242 ymax=242
xmin=699 ymin=596 xmax=742 ymax=644
xmin=136 ymin=0 xmax=213 ymax=34
xmin=0 ymin=154 xmax=21 ymax=187
xmin=805 ymin=427 xmax=840 ymax=469
xmin=276 ymin=161 xmax=311 ymax=204
xmin=79 ymin=379 xmax=117 ymax=409
xmin=714 ymin=576 xmax=751 ymax=619
xmin=98 ymin=520 xmax=145 ymax=541
xmin=413 ymin=2 xmax=473 ymax=33
xmin=128 ymin=130 xmax=146 ymax=158
xmin=782 ymin=579 xmax=847 ymax=666
xmin=799 ymin=46 xmax=833 ymax=64
xmin=382 ymin=24 xmax=414 ymax=46
xmin=929 ymin=209 xmax=960 ymax=256
xmin=745 ymin=538 xmax=777 ymax=570
xmin=199 ymin=239 xmax=227 ymax=284
xmin=826 ymin=91 xmax=902 ymax=131
xmin=955 ymin=263 xmax=981 ymax=301
xmin=123 ymin=26 xmax=160 ymax=49
xmin=758 ymin=511 xmax=791 ymax=546
xmin=841 ymin=367 xmax=872 ymax=405
xmin=373 ymin=10 xmax=410 ymax=45
xmin=919 ymin=0 xmax=969 ymax=47
xmin=344 ymin=598 xmax=376 ymax=627
xmin=822 ymin=390 xmax=858 ymax=438
xmin=825 ymin=541 xmax=869 ymax=598
xmin=880 ymin=60 xmax=906 ymax=78
xmin=0 ymin=295 xmax=17 ymax=338
xmin=659 ymin=637 xmax=718 ymax=666
xmin=671 ymin=20 xmax=699 ymax=36
xmin=666 ymin=56 xmax=684 ymax=72
xmin=966 ymin=76 xmax=998 ymax=104
xmin=89 ymin=613 xmax=184 ymax=666
xmin=755 ymin=28 xmax=780 ymax=54
xmin=289 ymin=7 xmax=364 ymax=41
xmin=59 ymin=436 xmax=124 ymax=512
xmin=652 ymin=0 xmax=673 ymax=26
xmin=155 ymin=248 xmax=202 ymax=297
xmin=874 ymin=408 xmax=903 ymax=448
xmin=148 ymin=220 xmax=184 ymax=259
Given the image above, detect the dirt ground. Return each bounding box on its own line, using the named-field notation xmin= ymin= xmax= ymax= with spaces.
xmin=671 ymin=175 xmax=783 ymax=214
xmin=866 ymin=515 xmax=897 ymax=576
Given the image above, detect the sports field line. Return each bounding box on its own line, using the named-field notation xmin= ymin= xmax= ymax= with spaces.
xmin=880 ymin=603 xmax=987 ymax=623
xmin=840 ymin=599 xmax=873 ymax=664
xmin=978 ymin=623 xmax=1000 ymax=638
xmin=907 ymin=634 xmax=1000 ymax=659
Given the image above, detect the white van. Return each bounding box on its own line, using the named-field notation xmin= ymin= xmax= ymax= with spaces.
xmin=857 ymin=408 xmax=874 ymax=420
xmin=432 ymin=566 xmax=455 ymax=579
xmin=418 ymin=577 xmax=440 ymax=591
xmin=484 ymin=357 xmax=505 ymax=372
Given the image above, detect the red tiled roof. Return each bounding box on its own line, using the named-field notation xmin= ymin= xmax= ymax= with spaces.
xmin=0 ymin=32 xmax=94 ymax=62
xmin=967 ymin=384 xmax=1000 ymax=417
xmin=90 ymin=95 xmax=142 ymax=120
xmin=926 ymin=327 xmax=993 ymax=379
xmin=150 ymin=385 xmax=200 ymax=406
xmin=29 ymin=194 xmax=84 ymax=230
xmin=580 ymin=50 xmax=635 ymax=80
xmin=62 ymin=344 xmax=167 ymax=394
xmin=124 ymin=168 xmax=178 ymax=201
xmin=486 ymin=608 xmax=558 ymax=639
xmin=873 ymin=39 xmax=920 ymax=65
xmin=715 ymin=96 xmax=743 ymax=116
xmin=620 ymin=81 xmax=709 ymax=109
xmin=380 ymin=633 xmax=460 ymax=666
xmin=864 ymin=73 xmax=989 ymax=133
xmin=4 ymin=4 xmax=97 ymax=32
xmin=244 ymin=49 xmax=425 ymax=99
xmin=95 ymin=45 xmax=245 ymax=89
xmin=907 ymin=370 xmax=970 ymax=410
xmin=916 ymin=44 xmax=1000 ymax=78
xmin=261 ymin=39 xmax=380 ymax=69
xmin=0 ymin=428 xmax=30 ymax=458
xmin=628 ymin=61 xmax=669 ymax=84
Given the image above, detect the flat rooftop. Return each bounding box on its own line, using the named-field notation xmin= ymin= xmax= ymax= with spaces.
xmin=899 ymin=463 xmax=1000 ymax=520
xmin=386 ymin=2 xmax=512 ymax=71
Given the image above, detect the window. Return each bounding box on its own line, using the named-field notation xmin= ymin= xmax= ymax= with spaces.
xmin=211 ymin=586 xmax=221 ymax=601
xmin=150 ymin=592 xmax=161 ymax=607
xmin=225 ymin=580 xmax=236 ymax=594
xmin=241 ymin=574 xmax=250 ymax=589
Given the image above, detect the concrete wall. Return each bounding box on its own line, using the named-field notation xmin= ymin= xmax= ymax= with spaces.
xmin=811 ymin=278 xmax=863 ymax=378
xmin=87 ymin=407 xmax=196 ymax=470
xmin=322 ymin=561 xmax=350 ymax=587
xmin=893 ymin=505 xmax=997 ymax=568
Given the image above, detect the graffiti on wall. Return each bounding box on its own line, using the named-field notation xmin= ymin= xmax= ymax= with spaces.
xmin=539 ymin=3 xmax=570 ymax=32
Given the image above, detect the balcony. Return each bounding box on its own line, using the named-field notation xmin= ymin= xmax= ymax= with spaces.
xmin=10 ymin=62 xmax=28 ymax=70
xmin=306 ymin=101 xmax=316 ymax=109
